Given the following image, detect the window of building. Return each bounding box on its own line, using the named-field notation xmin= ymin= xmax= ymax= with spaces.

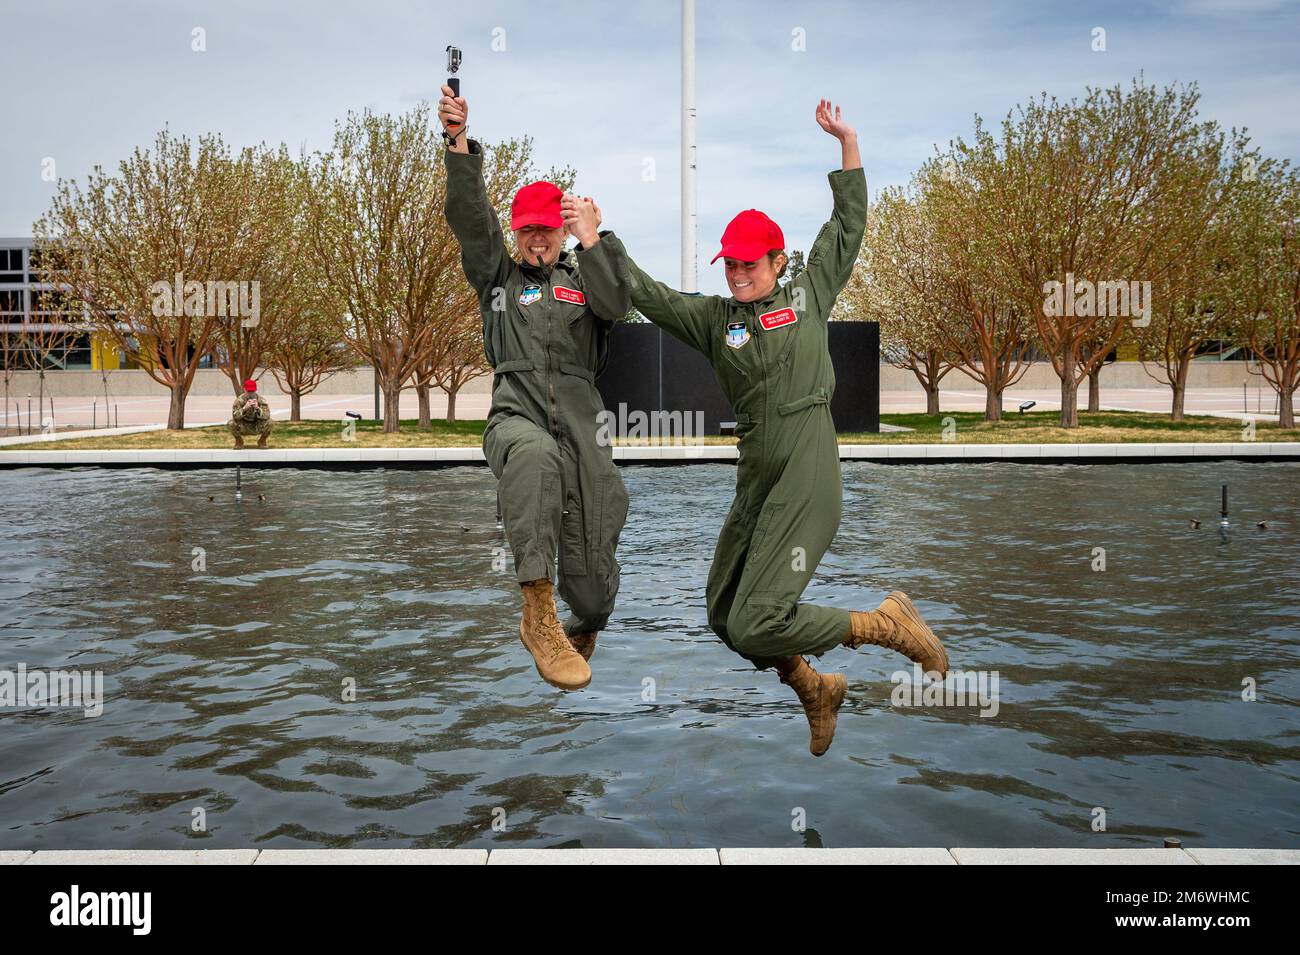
xmin=0 ymin=248 xmax=24 ymax=278
xmin=0 ymin=289 xmax=23 ymax=313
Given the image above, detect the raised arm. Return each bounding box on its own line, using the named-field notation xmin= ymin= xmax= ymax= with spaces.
xmin=625 ymin=254 xmax=719 ymax=356
xmin=438 ymin=86 xmax=511 ymax=295
xmin=797 ymin=99 xmax=868 ymax=318
xmin=562 ymin=196 xmax=631 ymax=322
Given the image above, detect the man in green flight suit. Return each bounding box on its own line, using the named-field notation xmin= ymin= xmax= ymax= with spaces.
xmin=439 ymin=85 xmax=631 ymax=692
xmin=624 ymin=100 xmax=950 ymax=755
xmin=229 ymin=378 xmax=272 ymax=448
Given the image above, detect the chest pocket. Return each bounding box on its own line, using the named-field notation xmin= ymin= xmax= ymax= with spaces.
xmin=488 ymin=276 xmax=544 ymax=371
xmin=552 ymin=283 xmax=588 ymax=320
xmin=719 ymin=316 xmax=757 ymax=380
xmin=492 ymin=291 xmax=534 ymax=368
xmin=554 ymin=284 xmax=606 ymax=374
xmin=719 ymin=304 xmax=801 ymax=379
xmin=755 ymin=305 xmax=802 ymax=369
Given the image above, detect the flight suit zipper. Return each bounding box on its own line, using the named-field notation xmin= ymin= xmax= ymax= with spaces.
xmin=527 ymin=262 xmax=561 ymax=440
xmin=546 ymin=276 xmax=559 ymax=439
xmin=749 ymin=301 xmax=769 ymax=477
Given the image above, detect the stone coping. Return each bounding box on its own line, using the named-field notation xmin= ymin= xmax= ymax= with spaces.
xmin=2 ymin=442 xmax=1298 ymax=469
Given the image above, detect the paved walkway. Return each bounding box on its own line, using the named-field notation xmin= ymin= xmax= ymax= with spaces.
xmin=4 ymin=386 xmax=1282 ymax=435
xmin=915 ymin=387 xmax=1282 ymax=421
xmin=2 ymin=847 xmax=1295 ymax=865
xmin=3 ymin=443 xmax=1298 ymax=468
xmin=1 ymin=392 xmax=492 ymax=434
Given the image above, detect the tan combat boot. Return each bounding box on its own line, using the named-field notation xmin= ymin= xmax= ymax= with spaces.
xmin=776 ymin=656 xmax=847 ymax=757
xmin=257 ymin=434 xmax=268 ymax=448
xmin=567 ymin=631 xmax=597 ymax=661
xmin=519 ymin=579 xmax=591 ymax=690
xmin=233 ymin=436 xmax=245 ymax=449
xmin=846 ymin=591 xmax=949 ymax=678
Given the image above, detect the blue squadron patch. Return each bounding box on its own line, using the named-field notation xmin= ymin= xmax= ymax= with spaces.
xmin=726 ymin=320 xmax=751 ymax=349
xmin=519 ymin=285 xmax=542 ymax=306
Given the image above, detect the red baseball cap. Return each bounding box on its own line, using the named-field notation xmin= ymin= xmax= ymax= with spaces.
xmin=511 ymin=181 xmax=564 ymax=230
xmin=243 ymin=379 xmax=257 ymax=392
xmin=711 ymin=209 xmax=785 ymax=264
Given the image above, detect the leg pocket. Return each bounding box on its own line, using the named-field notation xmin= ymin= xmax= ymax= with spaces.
xmin=561 ymin=487 xmax=588 ymax=576
xmin=595 ymin=470 xmax=629 ymax=578
xmin=745 ymin=500 xmax=787 ymax=573
xmin=597 ymin=471 xmax=629 ymax=542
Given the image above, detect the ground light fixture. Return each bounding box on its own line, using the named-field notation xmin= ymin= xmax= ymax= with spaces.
xmin=1018 ymin=400 xmax=1036 ymax=414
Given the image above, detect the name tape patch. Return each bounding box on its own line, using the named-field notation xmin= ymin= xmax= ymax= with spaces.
xmin=758 ymin=307 xmax=798 ymax=331
xmin=554 ymin=286 xmax=586 ymax=306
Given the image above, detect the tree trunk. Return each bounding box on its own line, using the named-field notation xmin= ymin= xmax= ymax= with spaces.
xmin=1087 ymin=364 xmax=1101 ymax=413
xmin=985 ymin=385 xmax=1002 ymax=422
xmin=1280 ymin=389 xmax=1295 ymax=429
xmin=382 ymin=383 xmax=401 ymax=432
xmin=925 ymin=384 xmax=940 ymax=415
xmin=167 ymin=381 xmax=186 ymax=429
xmin=416 ymin=383 xmax=431 ymax=430
xmin=446 ymin=386 xmax=458 ymax=424
xmin=1058 ymin=342 xmax=1079 ymax=428
xmin=1170 ymin=360 xmax=1190 ymax=422
xmin=1059 ymin=375 xmax=1079 ymax=428
xmin=290 ymin=387 xmax=302 ymax=422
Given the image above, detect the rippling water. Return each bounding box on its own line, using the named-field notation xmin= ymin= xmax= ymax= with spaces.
xmin=1 ymin=461 xmax=1297 ymax=850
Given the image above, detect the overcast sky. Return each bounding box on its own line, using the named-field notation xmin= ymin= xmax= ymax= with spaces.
xmin=3 ymin=0 xmax=1298 ymax=295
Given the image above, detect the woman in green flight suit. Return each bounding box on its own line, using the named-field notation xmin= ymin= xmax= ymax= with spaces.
xmin=439 ymin=85 xmax=631 ymax=693
xmin=625 ymin=100 xmax=950 ymax=756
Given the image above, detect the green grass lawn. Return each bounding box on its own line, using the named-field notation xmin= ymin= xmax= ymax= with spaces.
xmin=3 ymin=410 xmax=1295 ymax=451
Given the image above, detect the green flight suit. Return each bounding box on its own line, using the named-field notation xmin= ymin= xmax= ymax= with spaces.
xmin=626 ymin=167 xmax=868 ymax=667
xmin=444 ymin=140 xmax=631 ymax=637
xmin=228 ymin=391 xmax=272 ymax=439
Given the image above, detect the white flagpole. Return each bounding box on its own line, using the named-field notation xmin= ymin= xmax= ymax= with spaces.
xmin=681 ymin=0 xmax=697 ymax=293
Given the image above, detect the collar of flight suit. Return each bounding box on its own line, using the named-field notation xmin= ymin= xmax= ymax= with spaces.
xmin=518 ymin=248 xmax=576 ymax=280
xmin=729 ymin=281 xmax=784 ymax=313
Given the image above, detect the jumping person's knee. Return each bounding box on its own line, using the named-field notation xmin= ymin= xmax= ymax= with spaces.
xmin=725 ymin=595 xmax=793 ymax=658
xmin=512 ymin=430 xmax=562 ymax=476
xmin=484 ymin=417 xmax=561 ymax=481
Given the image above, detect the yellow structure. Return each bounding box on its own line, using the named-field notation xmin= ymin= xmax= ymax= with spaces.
xmin=90 ymin=332 xmax=122 ymax=370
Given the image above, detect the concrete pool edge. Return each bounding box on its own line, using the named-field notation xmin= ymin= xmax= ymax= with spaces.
xmin=1 ymin=442 xmax=1299 ymax=469
xmin=3 ymin=847 xmax=1297 ymax=865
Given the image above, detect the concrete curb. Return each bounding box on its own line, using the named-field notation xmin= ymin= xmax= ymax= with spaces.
xmin=22 ymin=849 xmax=258 ymax=865
xmin=255 ymin=849 xmax=486 ymax=865
xmin=6 ymin=848 xmax=1297 ymax=865
xmin=949 ymin=848 xmax=1199 ymax=865
xmin=718 ymin=847 xmax=957 ymax=865
xmin=487 ymin=848 xmax=719 ymax=865
xmin=0 ymin=424 xmax=166 ymax=448
xmin=1185 ymin=848 xmax=1300 ymax=865
xmin=2 ymin=442 xmax=1298 ymax=469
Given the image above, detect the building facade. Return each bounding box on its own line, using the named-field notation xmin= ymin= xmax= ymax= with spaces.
xmin=0 ymin=236 xmax=124 ymax=371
